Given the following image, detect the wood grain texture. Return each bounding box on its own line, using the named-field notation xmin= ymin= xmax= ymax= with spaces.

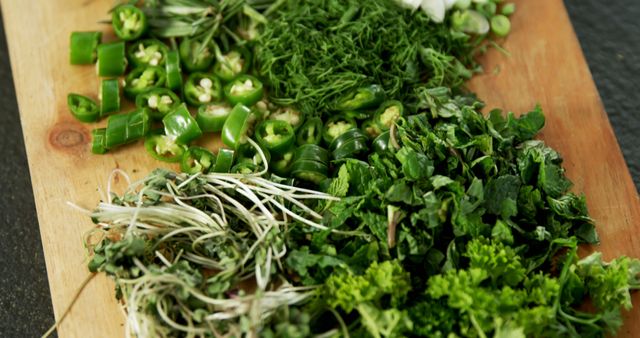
xmin=1 ymin=0 xmax=638 ymax=337
xmin=467 ymin=1 xmax=640 ymax=336
xmin=1 ymin=1 xmax=166 ymax=337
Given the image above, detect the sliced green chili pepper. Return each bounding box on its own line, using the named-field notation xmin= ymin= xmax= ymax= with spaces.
xmin=252 ymin=100 xmax=271 ymax=121
xmin=221 ymin=103 xmax=252 ymax=150
xmin=127 ymin=39 xmax=169 ymax=67
xmin=332 ymin=138 xmax=369 ymax=161
xmin=67 ymin=93 xmax=99 ymax=123
xmin=196 ymin=104 xmax=232 ymax=133
xmin=362 ymin=119 xmax=382 ymax=139
xmin=334 ymin=84 xmax=385 ymax=111
xmin=491 ymin=15 xmax=511 ymax=37
xmin=97 ymin=42 xmax=126 ymax=77
xmin=223 ymin=75 xmax=264 ymax=107
xmin=271 ymin=150 xmax=295 ymax=176
xmin=179 ymin=37 xmax=214 ymax=72
xmin=451 ymin=9 xmax=490 ymax=34
xmin=291 ymin=160 xmax=328 ymax=184
xmin=144 ymin=134 xmax=187 ymax=163
xmin=329 ymin=128 xmax=369 ymax=161
xmin=372 ymin=130 xmax=391 ymax=154
xmin=478 ymin=2 xmax=497 ymax=16
xmin=294 ymin=144 xmax=330 ymax=165
xmin=213 ymin=148 xmax=234 ymax=173
xmin=162 ymin=104 xmax=203 ymax=145
xmin=184 ymin=73 xmax=223 ymax=107
xmin=269 ymin=107 xmax=304 ymax=131
xmin=165 ymin=51 xmax=182 ymax=92
xmin=181 ymin=146 xmax=216 ymax=174
xmin=112 ymin=5 xmax=148 ymax=41
xmin=105 ymin=109 xmax=151 ymax=148
xmin=123 ymin=66 xmax=166 ymax=100
xmin=296 ymin=117 xmax=323 ymax=145
xmin=70 ymin=31 xmax=102 ymax=65
xmin=231 ymin=162 xmax=259 ymax=175
xmin=136 ymin=88 xmax=181 ymax=120
xmin=213 ymin=49 xmax=250 ymax=82
xmin=344 ymin=109 xmax=374 ymax=120
xmin=329 ymin=128 xmax=368 ymax=151
xmin=91 ymin=128 xmax=108 ymax=154
xmin=375 ymin=100 xmax=404 ymax=131
xmin=322 ymin=115 xmax=357 ymax=145
xmin=99 ymin=79 xmax=120 ymax=117
xmin=237 ymin=142 xmax=271 ymax=167
xmin=254 ymin=120 xmax=295 ymax=155
xmin=502 ymin=3 xmax=516 ymax=16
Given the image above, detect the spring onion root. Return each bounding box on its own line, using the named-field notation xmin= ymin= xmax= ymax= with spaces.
xmin=86 ymin=166 xmax=338 ymax=337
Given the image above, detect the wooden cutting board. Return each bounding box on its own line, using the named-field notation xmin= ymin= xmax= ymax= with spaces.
xmin=2 ymin=0 xmax=639 ymax=337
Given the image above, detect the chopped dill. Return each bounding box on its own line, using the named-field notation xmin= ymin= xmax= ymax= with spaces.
xmin=256 ymin=0 xmax=485 ymax=115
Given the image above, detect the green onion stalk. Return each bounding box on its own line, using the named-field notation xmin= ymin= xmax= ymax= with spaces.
xmin=85 ymin=140 xmax=339 ymax=336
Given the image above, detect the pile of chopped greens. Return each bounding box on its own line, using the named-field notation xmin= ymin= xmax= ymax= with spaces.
xmin=86 ymin=89 xmax=640 ymax=337
xmin=256 ymin=0 xmax=504 ymax=114
xmin=56 ymin=0 xmax=640 ymax=337
xmin=281 ymin=89 xmax=640 ymax=337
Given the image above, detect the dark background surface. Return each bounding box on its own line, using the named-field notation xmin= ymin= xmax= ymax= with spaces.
xmin=0 ymin=1 xmax=638 ymax=336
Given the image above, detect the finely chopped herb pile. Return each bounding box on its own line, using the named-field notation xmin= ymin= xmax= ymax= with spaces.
xmin=54 ymin=0 xmax=640 ymax=337
xmin=256 ymin=0 xmax=479 ymax=114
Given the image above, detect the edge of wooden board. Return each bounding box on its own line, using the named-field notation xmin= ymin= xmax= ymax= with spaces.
xmin=1 ymin=0 xmax=638 ymax=337
xmin=2 ymin=1 xmax=140 ymax=337
xmin=468 ymin=2 xmax=640 ymax=335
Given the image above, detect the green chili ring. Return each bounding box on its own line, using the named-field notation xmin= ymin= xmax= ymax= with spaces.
xmin=196 ymin=104 xmax=232 ymax=133
xmin=184 ymin=73 xmax=223 ymax=107
xmin=165 ymin=51 xmax=183 ymax=92
xmin=179 ymin=37 xmax=215 ymax=72
xmin=105 ymin=108 xmax=151 ymax=148
xmin=255 ymin=120 xmax=295 ymax=155
xmin=112 ymin=4 xmax=148 ymax=41
xmin=322 ymin=115 xmax=357 ymax=145
xmin=162 ymin=104 xmax=203 ymax=145
xmin=372 ymin=131 xmax=391 ymax=154
xmin=296 ymin=117 xmax=323 ymax=146
xmin=127 ymin=39 xmax=169 ymax=67
xmin=181 ymin=146 xmax=216 ymax=174
xmin=294 ymin=144 xmax=330 ymax=165
xmin=70 ymin=31 xmax=102 ymax=65
xmin=213 ymin=148 xmax=235 ymax=173
xmin=223 ymin=75 xmax=264 ymax=107
xmin=136 ymin=88 xmax=181 ymax=120
xmin=271 ymin=150 xmax=295 ymax=177
xmin=332 ymin=138 xmax=369 ymax=161
xmin=99 ymin=79 xmax=120 ymax=117
xmin=375 ymin=100 xmax=404 ymax=131
xmin=144 ymin=134 xmax=187 ymax=163
xmin=362 ymin=119 xmax=382 ymax=139
xmin=237 ymin=142 xmax=271 ymax=167
xmin=334 ymin=84 xmax=385 ymax=111
xmin=344 ymin=109 xmax=374 ymax=120
xmin=213 ymin=48 xmax=251 ymax=82
xmin=68 ymin=93 xmax=100 ymax=123
xmin=291 ymin=160 xmax=328 ymax=184
xmin=328 ymin=128 xmax=368 ymax=152
xmin=269 ymin=107 xmax=305 ymax=131
xmin=97 ymin=41 xmax=126 ymax=77
xmin=123 ymin=66 xmax=166 ymax=100
xmin=91 ymin=128 xmax=108 ymax=154
xmin=221 ymin=103 xmax=252 ymax=150
xmin=231 ymin=162 xmax=260 ymax=175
